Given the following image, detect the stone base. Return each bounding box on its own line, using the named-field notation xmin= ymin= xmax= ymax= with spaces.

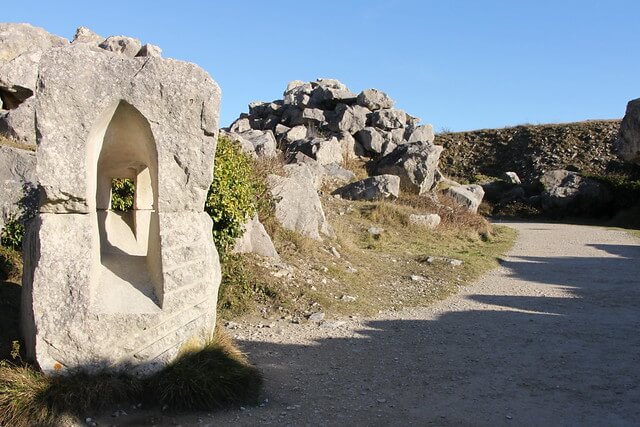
xmin=21 ymin=211 xmax=220 ymax=376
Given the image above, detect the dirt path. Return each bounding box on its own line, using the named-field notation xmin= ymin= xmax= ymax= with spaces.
xmin=101 ymin=222 xmax=640 ymax=426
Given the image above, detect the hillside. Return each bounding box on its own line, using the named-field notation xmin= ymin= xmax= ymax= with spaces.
xmin=435 ymin=120 xmax=635 ymax=183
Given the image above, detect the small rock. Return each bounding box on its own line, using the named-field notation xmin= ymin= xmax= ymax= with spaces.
xmin=368 ymin=227 xmax=384 ymax=237
xmin=225 ymin=321 xmax=240 ymax=330
xmin=377 ymin=398 xmax=387 ymax=403
xmin=330 ymin=247 xmax=341 ymax=258
xmin=346 ymin=266 xmax=358 ymax=273
xmin=341 ymin=295 xmax=357 ymax=302
xmin=308 ymin=312 xmax=325 ymax=322
xmin=410 ymin=275 xmax=426 ymax=281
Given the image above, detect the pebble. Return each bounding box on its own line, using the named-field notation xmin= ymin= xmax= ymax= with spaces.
xmin=309 ymin=312 xmax=325 ymax=322
xmin=341 ymin=295 xmax=357 ymax=302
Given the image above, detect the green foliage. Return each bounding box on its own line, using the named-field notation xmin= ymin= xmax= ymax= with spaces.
xmin=1 ymin=217 xmax=25 ymax=250
xmin=206 ymin=136 xmax=264 ymax=255
xmin=110 ymin=178 xmax=135 ymax=212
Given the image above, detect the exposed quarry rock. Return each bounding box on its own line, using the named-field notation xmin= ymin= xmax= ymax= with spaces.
xmin=287 ymin=137 xmax=343 ymax=165
xmin=328 ymin=104 xmax=369 ymax=134
xmin=267 ymin=165 xmax=333 ymax=240
xmin=376 ymin=141 xmax=444 ymax=195
xmin=407 ymin=124 xmax=435 ymax=144
xmin=409 ymin=213 xmax=441 ymax=229
xmin=23 ymin=42 xmax=222 ymax=376
xmin=616 ymin=98 xmax=640 ymax=165
xmin=233 ymin=215 xmax=279 ymax=259
xmin=539 ymin=169 xmax=611 ymax=214
xmin=71 ymin=26 xmax=103 ymax=45
xmin=236 ymin=129 xmax=278 ymax=158
xmin=0 ymin=96 xmax=36 ymax=146
xmin=444 ymin=184 xmax=485 ymax=213
xmin=136 ymin=44 xmax=162 ymax=58
xmin=357 ymin=89 xmax=394 ymax=111
xmin=334 ymin=175 xmax=400 ymax=201
xmin=370 ymin=108 xmax=407 ymax=130
xmin=0 ymin=145 xmax=36 ymax=230
xmin=356 ymin=127 xmax=385 ymax=154
xmin=98 ymin=36 xmax=142 ymax=57
xmin=502 ymin=171 xmax=522 ymax=185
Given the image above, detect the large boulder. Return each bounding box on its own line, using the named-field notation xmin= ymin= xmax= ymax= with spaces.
xmin=356 ymin=127 xmax=385 ymax=155
xmin=444 ymin=184 xmax=485 ymax=213
xmin=539 ymin=169 xmax=612 ymax=214
xmin=376 ymin=141 xmax=444 ymax=195
xmin=370 ymin=108 xmax=406 ymax=130
xmin=616 ymin=98 xmax=640 ymax=165
xmin=327 ymin=104 xmax=369 ymax=134
xmin=334 ymin=175 xmax=400 ymax=201
xmin=356 ymin=89 xmax=393 ymax=111
xmin=406 ymin=124 xmax=435 ymax=144
xmin=287 ymin=136 xmax=343 ymax=165
xmin=409 ymin=213 xmax=441 ymax=229
xmin=233 ymin=215 xmax=279 ymax=259
xmin=235 ymin=129 xmax=278 ymax=158
xmin=0 ymin=96 xmax=36 ymax=146
xmin=0 ymin=145 xmax=36 ymax=230
xmin=267 ymin=164 xmax=333 ymax=240
xmin=0 ymin=23 xmax=67 ymax=109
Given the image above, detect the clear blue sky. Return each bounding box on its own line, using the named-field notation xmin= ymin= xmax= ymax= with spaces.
xmin=4 ymin=1 xmax=639 ymax=131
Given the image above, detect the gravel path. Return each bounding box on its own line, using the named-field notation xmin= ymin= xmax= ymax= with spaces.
xmin=103 ymin=222 xmax=640 ymax=426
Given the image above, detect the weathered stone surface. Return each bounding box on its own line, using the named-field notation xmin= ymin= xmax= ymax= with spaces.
xmin=376 ymin=141 xmax=444 ymax=195
xmin=0 ymin=145 xmax=36 ymax=230
xmin=219 ymin=130 xmax=255 ymax=156
xmin=328 ymin=104 xmax=369 ymax=134
xmin=502 ymin=171 xmax=522 ymax=185
xmin=336 ymin=131 xmax=358 ymax=159
xmin=539 ymin=169 xmax=611 ymax=213
xmin=334 ymin=175 xmax=400 ymax=201
xmin=237 ymin=129 xmax=278 ymax=158
xmin=289 ymin=153 xmax=325 ymax=190
xmin=267 ymin=165 xmax=333 ymax=240
xmin=409 ymin=213 xmax=441 ymax=229
xmin=0 ymin=96 xmax=36 ymax=146
xmin=71 ymin=27 xmax=103 ymax=45
xmin=616 ymin=98 xmax=640 ymax=165
xmin=136 ymin=44 xmax=163 ymax=58
xmin=35 ymin=44 xmax=220 ymax=213
xmin=23 ymin=212 xmax=220 ymax=376
xmin=323 ymin=162 xmax=356 ymax=184
xmin=283 ymin=82 xmax=314 ymax=107
xmin=301 ymin=108 xmax=326 ymax=124
xmin=444 ymin=184 xmax=485 ymax=213
xmin=233 ymin=215 xmax=279 ymax=259
xmin=283 ymin=125 xmax=307 ymax=145
xmin=407 ymin=124 xmax=435 ymax=144
xmin=98 ymin=36 xmax=142 ymax=57
xmin=229 ymin=117 xmax=251 ymax=133
xmin=356 ymin=127 xmax=384 ymax=154
xmin=288 ymin=137 xmax=342 ymax=165
xmin=311 ymin=81 xmax=357 ymax=107
xmin=23 ymin=42 xmax=222 ymax=376
xmin=356 ymin=89 xmax=393 ymax=111
xmin=371 ymin=108 xmax=407 ymax=130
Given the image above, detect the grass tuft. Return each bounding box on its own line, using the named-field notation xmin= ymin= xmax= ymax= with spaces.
xmin=0 ymin=328 xmax=262 ymax=426
xmin=150 ymin=328 xmax=262 ymax=410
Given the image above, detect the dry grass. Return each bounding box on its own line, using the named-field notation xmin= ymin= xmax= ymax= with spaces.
xmin=0 ymin=328 xmax=262 ymax=426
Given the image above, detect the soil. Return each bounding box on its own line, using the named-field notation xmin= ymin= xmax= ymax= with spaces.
xmin=91 ymin=222 xmax=640 ymax=426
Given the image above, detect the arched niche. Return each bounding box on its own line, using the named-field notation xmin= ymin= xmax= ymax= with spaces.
xmin=87 ymin=100 xmax=163 ymax=313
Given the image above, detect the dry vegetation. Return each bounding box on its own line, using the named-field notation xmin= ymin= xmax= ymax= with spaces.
xmin=0 ymin=134 xmax=35 ymax=152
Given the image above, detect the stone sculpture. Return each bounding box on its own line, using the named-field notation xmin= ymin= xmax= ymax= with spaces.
xmin=21 ymin=42 xmax=222 ymax=376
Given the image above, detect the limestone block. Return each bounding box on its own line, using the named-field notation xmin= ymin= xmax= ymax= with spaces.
xmin=233 ymin=215 xmax=279 ymax=259
xmin=445 ymin=184 xmax=485 ymax=213
xmin=71 ymin=27 xmax=104 ymax=46
xmin=136 ymin=44 xmax=163 ymax=58
xmin=99 ymin=36 xmax=142 ymax=57
xmin=35 ymin=44 xmax=221 ymax=213
xmin=356 ymin=88 xmax=394 ymax=111
xmin=22 ymin=212 xmax=220 ymax=376
xmin=370 ymin=108 xmax=407 ymax=130
xmin=0 ymin=96 xmax=36 ymax=146
xmin=376 ymin=141 xmax=444 ymax=195
xmin=334 ymin=175 xmax=400 ymax=201
xmin=616 ymin=98 xmax=640 ymax=165
xmin=409 ymin=213 xmax=441 ymax=229
xmin=0 ymin=145 xmax=36 ymax=230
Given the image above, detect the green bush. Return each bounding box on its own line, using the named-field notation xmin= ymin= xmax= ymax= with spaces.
xmin=0 ymin=217 xmax=24 ymax=251
xmin=110 ymin=178 xmax=135 ymax=212
xmin=206 ymin=136 xmax=264 ymax=255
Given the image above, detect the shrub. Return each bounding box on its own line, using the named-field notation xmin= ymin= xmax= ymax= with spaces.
xmin=0 ymin=217 xmax=25 ymax=251
xmin=110 ymin=178 xmax=135 ymax=212
xmin=206 ymin=136 xmax=264 ymax=255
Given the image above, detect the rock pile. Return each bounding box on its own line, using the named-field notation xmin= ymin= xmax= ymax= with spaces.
xmin=225 ymin=78 xmax=485 ymax=241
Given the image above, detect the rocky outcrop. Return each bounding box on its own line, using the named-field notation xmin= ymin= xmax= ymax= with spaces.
xmin=334 ymin=175 xmax=400 ymax=201
xmin=233 ymin=215 xmax=279 ymax=259
xmin=376 ymin=141 xmax=444 ymax=195
xmin=539 ymin=169 xmax=611 ymax=214
xmin=0 ymin=144 xmax=36 ymax=229
xmin=444 ymin=185 xmax=485 ymax=213
xmin=616 ymin=98 xmax=640 ymax=165
xmin=267 ymin=164 xmax=333 ymax=240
